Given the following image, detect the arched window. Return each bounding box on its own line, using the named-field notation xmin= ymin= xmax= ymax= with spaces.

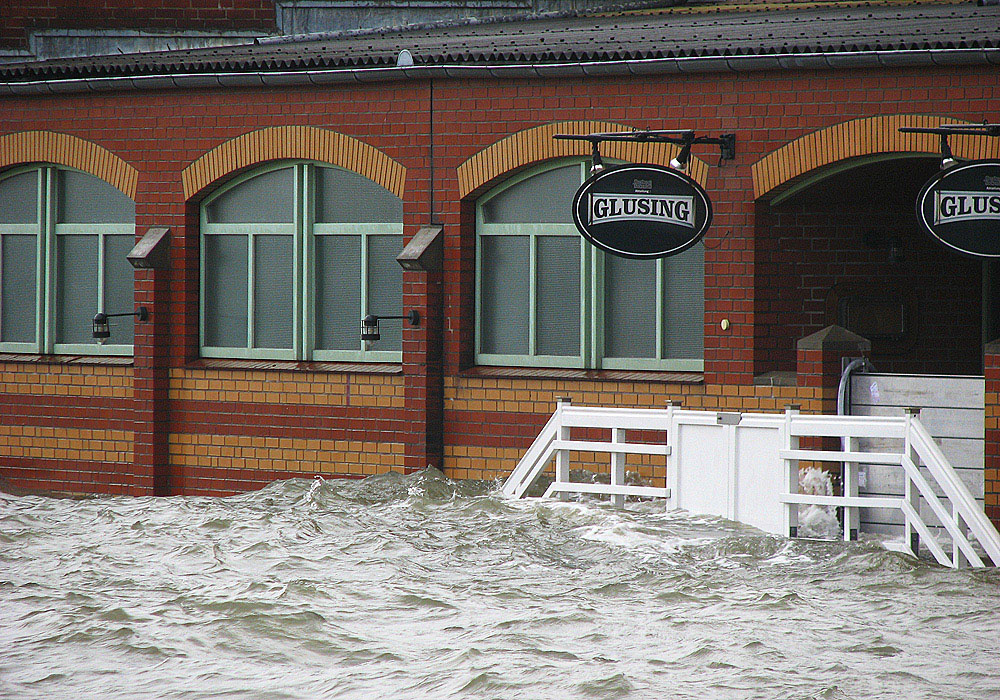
xmin=200 ymin=162 xmax=404 ymax=361
xmin=0 ymin=165 xmax=136 ymax=355
xmin=476 ymin=160 xmax=704 ymax=370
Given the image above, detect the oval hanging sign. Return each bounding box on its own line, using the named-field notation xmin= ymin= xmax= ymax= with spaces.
xmin=916 ymin=160 xmax=1000 ymax=258
xmin=572 ymin=163 xmax=712 ymax=259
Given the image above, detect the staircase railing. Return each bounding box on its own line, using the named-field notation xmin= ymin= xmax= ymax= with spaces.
xmin=502 ymin=401 xmax=1000 ymax=569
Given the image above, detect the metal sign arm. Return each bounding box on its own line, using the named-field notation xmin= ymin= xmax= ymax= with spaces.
xmin=554 ymin=130 xmax=736 ymax=164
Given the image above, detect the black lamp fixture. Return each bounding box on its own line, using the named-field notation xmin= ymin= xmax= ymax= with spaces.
xmin=939 ymin=134 xmax=958 ymax=170
xmin=590 ymin=140 xmax=605 ymax=175
xmin=360 ymin=310 xmax=420 ymax=342
xmin=93 ymin=307 xmax=148 ymax=340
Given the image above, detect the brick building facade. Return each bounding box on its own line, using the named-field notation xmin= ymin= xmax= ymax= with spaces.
xmin=0 ymin=1 xmax=997 ymax=530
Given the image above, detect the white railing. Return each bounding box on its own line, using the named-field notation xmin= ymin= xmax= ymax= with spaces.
xmin=502 ymin=400 xmax=1000 ymax=569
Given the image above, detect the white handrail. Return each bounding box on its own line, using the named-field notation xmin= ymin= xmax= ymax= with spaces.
xmin=502 ymin=404 xmax=1000 ymax=569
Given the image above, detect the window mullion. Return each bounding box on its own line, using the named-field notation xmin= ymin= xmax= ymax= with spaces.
xmin=41 ymin=167 xmax=55 ymax=354
xmin=583 ymin=162 xmax=598 ymax=369
xmin=529 ymin=234 xmax=537 ymax=356
xmin=247 ymin=231 xmax=255 ymax=351
xmin=474 ymin=206 xmax=484 ymax=358
xmin=360 ymin=232 xmax=369 ymax=353
xmin=296 ymin=163 xmax=308 ymax=360
xmin=656 ymin=259 xmax=665 ymax=360
xmin=97 ymin=233 xmax=106 ymax=313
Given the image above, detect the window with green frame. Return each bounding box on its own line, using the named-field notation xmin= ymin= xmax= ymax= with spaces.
xmin=200 ymin=162 xmax=404 ymax=361
xmin=0 ymin=165 xmax=137 ymax=356
xmin=476 ymin=159 xmax=704 ymax=371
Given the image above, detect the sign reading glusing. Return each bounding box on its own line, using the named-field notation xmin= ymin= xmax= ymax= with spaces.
xmin=572 ymin=164 xmax=711 ymax=259
xmin=916 ymin=160 xmax=1000 ymax=258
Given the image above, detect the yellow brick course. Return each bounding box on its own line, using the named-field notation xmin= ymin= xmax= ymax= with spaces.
xmin=168 ymin=368 xmax=404 ymax=408
xmin=0 ymin=363 xmax=133 ymax=399
xmin=168 ymin=433 xmax=405 ymax=474
xmin=0 ymin=425 xmax=132 ymax=463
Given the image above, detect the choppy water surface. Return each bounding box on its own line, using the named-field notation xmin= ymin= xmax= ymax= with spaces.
xmin=2 ymin=470 xmax=998 ymax=700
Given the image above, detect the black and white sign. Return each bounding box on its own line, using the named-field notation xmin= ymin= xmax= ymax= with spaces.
xmin=916 ymin=160 xmax=1000 ymax=258
xmin=572 ymin=164 xmax=712 ymax=259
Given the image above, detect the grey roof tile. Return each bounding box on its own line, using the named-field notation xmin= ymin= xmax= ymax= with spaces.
xmin=1 ymin=3 xmax=998 ymax=81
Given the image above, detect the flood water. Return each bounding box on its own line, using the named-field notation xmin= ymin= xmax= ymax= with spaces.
xmin=2 ymin=469 xmax=998 ymax=699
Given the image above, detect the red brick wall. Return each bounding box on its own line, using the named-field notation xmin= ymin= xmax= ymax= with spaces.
xmin=1 ymin=1 xmax=276 ymax=50
xmin=0 ymin=64 xmax=997 ymax=497
xmin=985 ymin=345 xmax=1000 ymax=532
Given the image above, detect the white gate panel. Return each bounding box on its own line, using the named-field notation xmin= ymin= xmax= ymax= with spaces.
xmin=673 ymin=422 xmax=729 ymax=519
xmin=734 ymin=422 xmax=786 ymax=536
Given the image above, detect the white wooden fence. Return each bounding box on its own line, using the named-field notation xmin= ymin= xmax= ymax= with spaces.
xmin=502 ymin=400 xmax=1000 ymax=569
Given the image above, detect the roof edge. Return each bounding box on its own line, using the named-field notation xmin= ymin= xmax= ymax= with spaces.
xmin=2 ymin=47 xmax=998 ymax=96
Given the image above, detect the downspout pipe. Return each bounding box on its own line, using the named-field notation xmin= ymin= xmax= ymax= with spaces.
xmin=2 ymin=47 xmax=1000 ymax=95
xmin=837 ymin=357 xmax=875 ymax=417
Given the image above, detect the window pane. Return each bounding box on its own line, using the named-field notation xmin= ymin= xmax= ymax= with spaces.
xmin=315 ymin=167 xmax=403 ymax=224
xmin=56 ymin=235 xmax=98 ymax=344
xmin=206 ymin=168 xmax=294 ymax=224
xmin=663 ymin=244 xmax=705 ymax=359
xmin=204 ymin=235 xmax=248 ymax=348
xmin=482 ymin=165 xmax=580 ymax=224
xmin=0 ymin=171 xmax=38 ymax=224
xmin=480 ymin=236 xmax=529 ymax=355
xmin=104 ymin=235 xmax=136 ymax=344
xmin=254 ymin=235 xmax=294 ymax=349
xmin=1 ymin=235 xmax=37 ymax=343
xmin=367 ymin=235 xmax=403 ymax=350
xmin=604 ymin=255 xmax=656 ymax=358
xmin=58 ymin=171 xmax=135 ymax=224
xmin=315 ymin=235 xmax=361 ymax=351
xmin=536 ymin=236 xmax=580 ymax=356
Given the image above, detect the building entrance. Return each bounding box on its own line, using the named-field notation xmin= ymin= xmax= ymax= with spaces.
xmin=755 ymin=155 xmax=994 ymax=377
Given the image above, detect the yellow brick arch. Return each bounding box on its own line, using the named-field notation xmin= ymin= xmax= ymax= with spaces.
xmin=456 ymin=121 xmax=710 ymax=199
xmin=181 ymin=126 xmax=406 ymax=200
xmin=751 ymin=114 xmax=1000 ymax=202
xmin=0 ymin=130 xmax=138 ymax=198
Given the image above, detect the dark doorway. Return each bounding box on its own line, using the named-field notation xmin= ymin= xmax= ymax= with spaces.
xmin=754 ymin=156 xmax=988 ymax=376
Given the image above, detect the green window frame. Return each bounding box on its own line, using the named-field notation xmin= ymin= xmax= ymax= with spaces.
xmin=199 ymin=161 xmax=404 ymax=362
xmin=0 ymin=165 xmax=136 ymax=356
xmin=475 ymin=159 xmax=704 ymax=371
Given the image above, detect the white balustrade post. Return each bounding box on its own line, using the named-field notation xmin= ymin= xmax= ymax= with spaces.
xmin=953 ymin=506 xmax=969 ymax=569
xmin=903 ymin=407 xmax=921 ymax=557
xmin=665 ymin=400 xmax=679 ymax=511
xmin=555 ymin=397 xmax=571 ymax=501
xmin=844 ymin=435 xmax=859 ymax=541
xmin=784 ymin=404 xmax=800 ymax=538
xmin=611 ymin=427 xmax=625 ymax=508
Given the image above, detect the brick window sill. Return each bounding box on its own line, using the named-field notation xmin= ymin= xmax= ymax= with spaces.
xmin=186 ymin=358 xmax=403 ymax=374
xmin=0 ymin=353 xmax=133 ymax=366
xmin=461 ymin=366 xmax=703 ymax=384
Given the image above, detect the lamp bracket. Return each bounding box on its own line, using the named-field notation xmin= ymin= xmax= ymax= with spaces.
xmin=554 ymin=129 xmax=736 ymax=164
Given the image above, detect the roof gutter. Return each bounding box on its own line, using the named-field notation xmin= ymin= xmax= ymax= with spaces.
xmin=2 ymin=47 xmax=998 ymax=95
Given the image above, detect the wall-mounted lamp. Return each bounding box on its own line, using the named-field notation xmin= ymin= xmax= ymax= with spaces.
xmin=669 ymin=141 xmax=693 ymax=172
xmin=360 ymin=310 xmax=420 ymax=342
xmin=396 ymin=226 xmax=442 ymax=271
xmin=590 ymin=141 xmax=605 ymax=175
xmin=93 ymin=306 xmax=148 ymax=340
xmin=939 ymin=134 xmax=958 ymax=170
xmin=127 ymin=227 xmax=170 ymax=270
